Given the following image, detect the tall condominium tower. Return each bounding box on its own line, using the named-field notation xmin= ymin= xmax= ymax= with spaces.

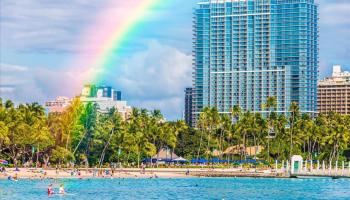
xmin=192 ymin=0 xmax=318 ymax=124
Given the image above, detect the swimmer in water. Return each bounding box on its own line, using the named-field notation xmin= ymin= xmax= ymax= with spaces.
xmin=59 ymin=184 xmax=65 ymax=195
xmin=47 ymin=184 xmax=54 ymax=195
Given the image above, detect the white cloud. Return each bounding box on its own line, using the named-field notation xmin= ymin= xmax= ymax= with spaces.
xmin=131 ymin=97 xmax=184 ymax=121
xmin=0 ymin=87 xmax=15 ymax=94
xmin=114 ymin=41 xmax=192 ymax=120
xmin=0 ymin=63 xmax=46 ymax=103
xmin=316 ymin=0 xmax=350 ymax=78
xmin=319 ymin=2 xmax=350 ymax=25
xmin=0 ymin=41 xmax=193 ymax=120
xmin=0 ymin=63 xmax=28 ymax=72
xmin=0 ymin=62 xmax=81 ymax=104
xmin=0 ymin=0 xmax=105 ymax=52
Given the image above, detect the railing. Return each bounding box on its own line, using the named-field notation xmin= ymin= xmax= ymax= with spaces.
xmin=276 ymin=160 xmax=350 ymax=178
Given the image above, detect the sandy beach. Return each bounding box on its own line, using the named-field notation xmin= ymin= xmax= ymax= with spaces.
xmin=0 ymin=167 xmax=287 ymax=180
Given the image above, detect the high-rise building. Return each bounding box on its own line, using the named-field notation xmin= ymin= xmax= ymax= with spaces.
xmin=184 ymin=88 xmax=194 ymax=126
xmin=318 ymin=65 xmax=350 ymax=115
xmin=192 ymin=0 xmax=318 ymax=124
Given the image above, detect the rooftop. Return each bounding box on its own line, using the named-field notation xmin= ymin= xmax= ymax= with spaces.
xmin=319 ymin=65 xmax=350 ymax=85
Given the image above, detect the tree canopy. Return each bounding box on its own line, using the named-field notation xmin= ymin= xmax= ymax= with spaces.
xmin=0 ymin=97 xmax=349 ymax=167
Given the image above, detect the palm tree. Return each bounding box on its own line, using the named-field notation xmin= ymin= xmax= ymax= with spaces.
xmin=289 ymin=102 xmax=300 ymax=159
xmin=231 ymin=105 xmax=241 ymax=123
xmin=262 ymin=96 xmax=277 ymax=162
xmin=5 ymin=100 xmax=14 ymax=109
xmin=171 ymin=120 xmax=188 ymax=152
xmin=0 ymin=99 xmax=9 ymax=152
xmin=235 ymin=112 xmax=255 ymax=160
xmin=97 ymin=108 xmax=122 ymax=168
xmin=73 ymin=102 xmax=97 ymax=167
xmin=253 ymin=113 xmax=267 ymax=159
xmin=274 ymin=115 xmax=288 ymax=160
xmin=218 ymin=114 xmax=231 ymax=159
xmin=196 ymin=111 xmax=206 ymax=161
xmin=195 ymin=107 xmax=219 ymax=161
xmin=207 ymin=107 xmax=220 ymax=160
xmin=151 ymin=109 xmax=163 ymax=120
xmin=63 ymin=98 xmax=82 ymax=151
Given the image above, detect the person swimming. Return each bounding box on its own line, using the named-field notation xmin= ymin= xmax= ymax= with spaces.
xmin=59 ymin=184 xmax=65 ymax=195
xmin=47 ymin=184 xmax=54 ymax=195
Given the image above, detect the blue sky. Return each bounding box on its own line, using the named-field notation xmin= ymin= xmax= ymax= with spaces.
xmin=0 ymin=0 xmax=349 ymax=120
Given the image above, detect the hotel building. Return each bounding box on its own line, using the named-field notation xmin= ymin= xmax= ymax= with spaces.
xmin=318 ymin=65 xmax=350 ymax=115
xmin=192 ymin=0 xmax=319 ymax=124
xmin=46 ymin=84 xmax=132 ymax=119
xmin=80 ymin=84 xmax=131 ymax=119
xmin=45 ymin=96 xmax=71 ymax=113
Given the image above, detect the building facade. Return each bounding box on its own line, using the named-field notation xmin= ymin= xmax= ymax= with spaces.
xmin=45 ymin=96 xmax=71 ymax=113
xmin=184 ymin=88 xmax=194 ymax=126
xmin=192 ymin=0 xmax=318 ymax=124
xmin=46 ymin=84 xmax=131 ymax=119
xmin=318 ymin=65 xmax=350 ymax=115
xmin=80 ymin=84 xmax=131 ymax=119
xmin=81 ymin=84 xmax=122 ymax=101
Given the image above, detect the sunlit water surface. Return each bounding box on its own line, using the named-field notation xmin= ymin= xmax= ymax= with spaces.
xmin=0 ymin=177 xmax=349 ymax=199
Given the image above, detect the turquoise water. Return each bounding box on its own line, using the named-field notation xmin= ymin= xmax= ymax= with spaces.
xmin=0 ymin=178 xmax=350 ymax=200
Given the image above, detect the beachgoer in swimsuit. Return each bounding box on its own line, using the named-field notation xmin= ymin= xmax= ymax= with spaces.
xmin=47 ymin=184 xmax=54 ymax=195
xmin=59 ymin=184 xmax=65 ymax=194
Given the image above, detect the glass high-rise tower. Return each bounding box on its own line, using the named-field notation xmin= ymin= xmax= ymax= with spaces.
xmin=192 ymin=0 xmax=318 ymax=123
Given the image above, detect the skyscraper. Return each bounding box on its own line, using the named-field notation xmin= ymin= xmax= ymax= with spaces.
xmin=184 ymin=88 xmax=194 ymax=126
xmin=192 ymin=0 xmax=318 ymax=124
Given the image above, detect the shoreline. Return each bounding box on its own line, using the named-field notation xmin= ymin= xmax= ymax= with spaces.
xmin=0 ymin=168 xmax=289 ymax=180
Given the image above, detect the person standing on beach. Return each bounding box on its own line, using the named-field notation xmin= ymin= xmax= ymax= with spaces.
xmin=93 ymin=167 xmax=97 ymax=177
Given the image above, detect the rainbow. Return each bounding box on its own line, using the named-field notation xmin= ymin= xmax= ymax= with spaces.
xmin=70 ymin=0 xmax=163 ymax=85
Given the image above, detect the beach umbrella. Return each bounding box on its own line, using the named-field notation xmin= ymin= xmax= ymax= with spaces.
xmin=173 ymin=157 xmax=187 ymax=162
xmin=173 ymin=157 xmax=188 ymax=164
xmin=191 ymin=158 xmax=208 ymax=164
xmin=0 ymin=160 xmax=8 ymax=165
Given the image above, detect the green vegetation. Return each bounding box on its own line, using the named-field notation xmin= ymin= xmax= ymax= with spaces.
xmin=0 ymin=97 xmax=349 ymax=167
